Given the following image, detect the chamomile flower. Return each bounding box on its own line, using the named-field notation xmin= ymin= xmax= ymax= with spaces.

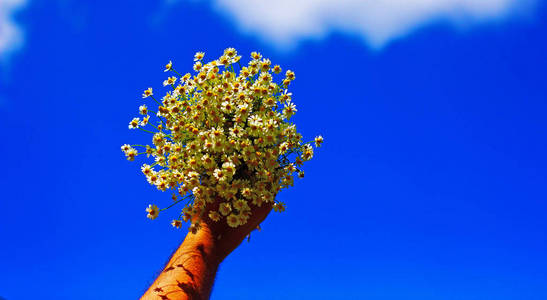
xmin=129 ymin=118 xmax=140 ymax=129
xmin=272 ymin=65 xmax=282 ymax=74
xmin=238 ymin=103 xmax=250 ymax=115
xmin=285 ymin=70 xmax=295 ymax=81
xmin=171 ymin=219 xmax=182 ymax=228
xmin=146 ymin=204 xmax=159 ymax=220
xmin=125 ymin=148 xmax=138 ymax=161
xmin=226 ymin=213 xmax=240 ymax=227
xmin=164 ymin=61 xmax=173 ymax=72
xmin=141 ymin=164 xmax=153 ymax=176
xmin=232 ymin=55 xmax=242 ymax=64
xmin=280 ymin=89 xmax=292 ymax=103
xmin=208 ymin=210 xmax=221 ymax=222
xmin=302 ymin=144 xmax=314 ymax=161
xmin=222 ymin=100 xmax=234 ymax=113
xmin=251 ymin=51 xmax=261 ymax=60
xmin=142 ymin=88 xmax=153 ymax=98
xmin=213 ymin=168 xmax=226 ymax=182
xmin=140 ymin=115 xmax=150 ymax=126
xmin=157 ymin=180 xmax=168 ymax=191
xmin=121 ymin=144 xmax=131 ymax=152
xmin=194 ymin=52 xmax=205 ymax=61
xmin=240 ymin=188 xmax=252 ymax=199
xmin=222 ymin=161 xmax=236 ymax=176
xmin=139 ymin=104 xmax=148 ymax=115
xmin=193 ymin=61 xmax=202 ymax=72
xmin=218 ymin=55 xmax=230 ymax=66
xmin=229 ymin=126 xmax=243 ymax=138
xmin=219 ymin=202 xmax=232 ymax=216
xmin=283 ymin=101 xmax=297 ymax=119
xmin=224 ymin=47 xmax=237 ymax=57
xmin=260 ymin=59 xmax=271 ymax=72
xmin=233 ymin=199 xmax=248 ymax=211
xmin=237 ymin=213 xmax=249 ymax=226
xmin=201 ymin=154 xmax=214 ymax=168
xmin=314 ymin=135 xmax=324 ymax=147
xmin=163 ymin=76 xmax=177 ymax=87
xmin=279 ymin=142 xmax=289 ymax=155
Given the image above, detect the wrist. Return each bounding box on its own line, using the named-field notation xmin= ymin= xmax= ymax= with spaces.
xmin=142 ymin=226 xmax=220 ymax=300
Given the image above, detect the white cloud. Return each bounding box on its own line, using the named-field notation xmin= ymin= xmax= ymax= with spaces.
xmin=0 ymin=0 xmax=27 ymax=59
xmin=210 ymin=0 xmax=534 ymax=49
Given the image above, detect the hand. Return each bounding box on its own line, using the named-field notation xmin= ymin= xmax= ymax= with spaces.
xmin=195 ymin=195 xmax=274 ymax=263
xmin=141 ymin=196 xmax=274 ymax=299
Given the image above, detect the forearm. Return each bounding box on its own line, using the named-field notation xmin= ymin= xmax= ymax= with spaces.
xmin=141 ymin=226 xmax=220 ymax=300
xmin=141 ymin=200 xmax=273 ymax=299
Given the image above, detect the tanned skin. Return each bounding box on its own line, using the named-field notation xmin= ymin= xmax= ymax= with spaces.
xmin=141 ymin=197 xmax=273 ymax=300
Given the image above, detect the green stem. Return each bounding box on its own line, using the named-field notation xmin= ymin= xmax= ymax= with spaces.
xmin=138 ymin=128 xmax=156 ymax=134
xmin=160 ymin=194 xmax=193 ymax=212
xmin=150 ymin=95 xmax=161 ymax=106
xmin=172 ymin=69 xmax=182 ymax=77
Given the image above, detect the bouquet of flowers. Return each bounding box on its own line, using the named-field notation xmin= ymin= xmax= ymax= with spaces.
xmin=121 ymin=48 xmax=323 ymax=232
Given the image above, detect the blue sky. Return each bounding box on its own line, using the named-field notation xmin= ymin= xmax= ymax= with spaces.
xmin=1 ymin=0 xmax=547 ymax=299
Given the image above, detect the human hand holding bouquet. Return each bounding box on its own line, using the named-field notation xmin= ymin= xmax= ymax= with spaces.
xmin=122 ymin=48 xmax=322 ymax=299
